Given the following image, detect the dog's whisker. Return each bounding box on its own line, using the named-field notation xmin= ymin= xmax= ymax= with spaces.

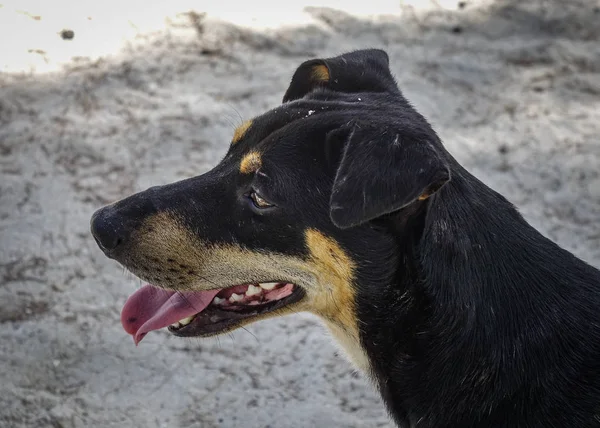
xmin=240 ymin=326 xmax=259 ymax=343
xmin=225 ymin=103 xmax=244 ymax=124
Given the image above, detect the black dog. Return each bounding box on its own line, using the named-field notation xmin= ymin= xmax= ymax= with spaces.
xmin=91 ymin=49 xmax=600 ymax=427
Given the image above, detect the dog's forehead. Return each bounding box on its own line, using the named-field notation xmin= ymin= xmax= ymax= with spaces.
xmin=232 ymin=102 xmax=328 ymax=149
xmin=229 ymin=94 xmax=381 ymax=156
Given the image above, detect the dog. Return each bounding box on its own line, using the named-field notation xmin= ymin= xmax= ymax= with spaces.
xmin=90 ymin=49 xmax=600 ymax=427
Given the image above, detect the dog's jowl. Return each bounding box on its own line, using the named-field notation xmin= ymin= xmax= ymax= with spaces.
xmin=91 ymin=49 xmax=600 ymax=428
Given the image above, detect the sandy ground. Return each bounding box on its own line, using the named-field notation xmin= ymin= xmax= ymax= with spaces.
xmin=1 ymin=0 xmax=600 ymax=427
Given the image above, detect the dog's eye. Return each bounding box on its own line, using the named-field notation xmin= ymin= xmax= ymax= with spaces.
xmin=249 ymin=191 xmax=274 ymax=209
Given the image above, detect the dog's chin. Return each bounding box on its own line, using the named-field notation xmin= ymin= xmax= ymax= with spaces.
xmin=167 ymin=282 xmax=306 ymax=338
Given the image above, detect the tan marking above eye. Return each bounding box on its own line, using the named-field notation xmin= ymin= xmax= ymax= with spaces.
xmin=311 ymin=64 xmax=330 ymax=82
xmin=239 ymin=151 xmax=262 ymax=174
xmin=232 ymin=120 xmax=253 ymax=144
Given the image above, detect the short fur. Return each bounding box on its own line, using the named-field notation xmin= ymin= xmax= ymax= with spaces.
xmin=91 ymin=49 xmax=600 ymax=427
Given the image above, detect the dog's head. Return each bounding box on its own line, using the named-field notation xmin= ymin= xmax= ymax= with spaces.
xmin=90 ymin=49 xmax=450 ymax=368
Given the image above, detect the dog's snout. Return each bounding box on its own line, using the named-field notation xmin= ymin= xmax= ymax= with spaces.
xmin=90 ymin=207 xmax=130 ymax=255
xmin=90 ymin=189 xmax=162 ymax=257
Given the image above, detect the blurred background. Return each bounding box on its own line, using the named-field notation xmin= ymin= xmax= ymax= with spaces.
xmin=1 ymin=0 xmax=599 ymax=426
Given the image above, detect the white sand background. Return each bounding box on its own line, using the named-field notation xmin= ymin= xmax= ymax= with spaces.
xmin=1 ymin=0 xmax=599 ymax=426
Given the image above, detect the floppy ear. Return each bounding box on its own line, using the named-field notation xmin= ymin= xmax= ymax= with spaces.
xmin=329 ymin=124 xmax=451 ymax=229
xmin=282 ymin=49 xmax=399 ymax=102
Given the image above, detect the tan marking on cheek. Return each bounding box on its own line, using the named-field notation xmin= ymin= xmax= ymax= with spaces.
xmin=198 ymin=246 xmax=313 ymax=290
xmin=239 ymin=151 xmax=262 ymax=174
xmin=311 ymin=64 xmax=330 ymax=82
xmin=303 ymin=229 xmax=369 ymax=371
xmin=304 ymin=229 xmax=357 ymax=331
xmin=232 ymin=120 xmax=252 ymax=144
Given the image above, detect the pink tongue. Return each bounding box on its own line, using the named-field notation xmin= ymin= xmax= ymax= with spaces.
xmin=121 ymin=284 xmax=220 ymax=345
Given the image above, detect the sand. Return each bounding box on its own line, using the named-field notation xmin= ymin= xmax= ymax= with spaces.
xmin=1 ymin=0 xmax=599 ymax=426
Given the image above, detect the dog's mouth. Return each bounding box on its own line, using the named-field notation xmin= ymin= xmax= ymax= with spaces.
xmin=121 ymin=282 xmax=305 ymax=344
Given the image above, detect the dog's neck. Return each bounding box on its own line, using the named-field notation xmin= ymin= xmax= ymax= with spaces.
xmin=359 ymin=164 xmax=600 ymax=427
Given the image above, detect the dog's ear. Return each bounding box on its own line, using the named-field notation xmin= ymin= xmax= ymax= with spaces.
xmin=329 ymin=124 xmax=450 ymax=229
xmin=282 ymin=49 xmax=398 ymax=102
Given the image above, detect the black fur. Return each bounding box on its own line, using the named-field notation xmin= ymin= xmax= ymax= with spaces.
xmin=91 ymin=49 xmax=600 ymax=427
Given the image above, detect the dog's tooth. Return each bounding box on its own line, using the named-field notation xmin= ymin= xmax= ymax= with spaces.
xmin=170 ymin=322 xmax=181 ymax=328
xmin=230 ymin=293 xmax=243 ymax=303
xmin=260 ymin=282 xmax=277 ymax=291
xmin=246 ymin=284 xmax=262 ymax=296
xmin=213 ymin=296 xmax=225 ymax=305
xmin=179 ymin=316 xmax=194 ymax=326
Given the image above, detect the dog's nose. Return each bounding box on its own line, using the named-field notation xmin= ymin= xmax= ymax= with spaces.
xmin=90 ymin=206 xmax=129 ymax=255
